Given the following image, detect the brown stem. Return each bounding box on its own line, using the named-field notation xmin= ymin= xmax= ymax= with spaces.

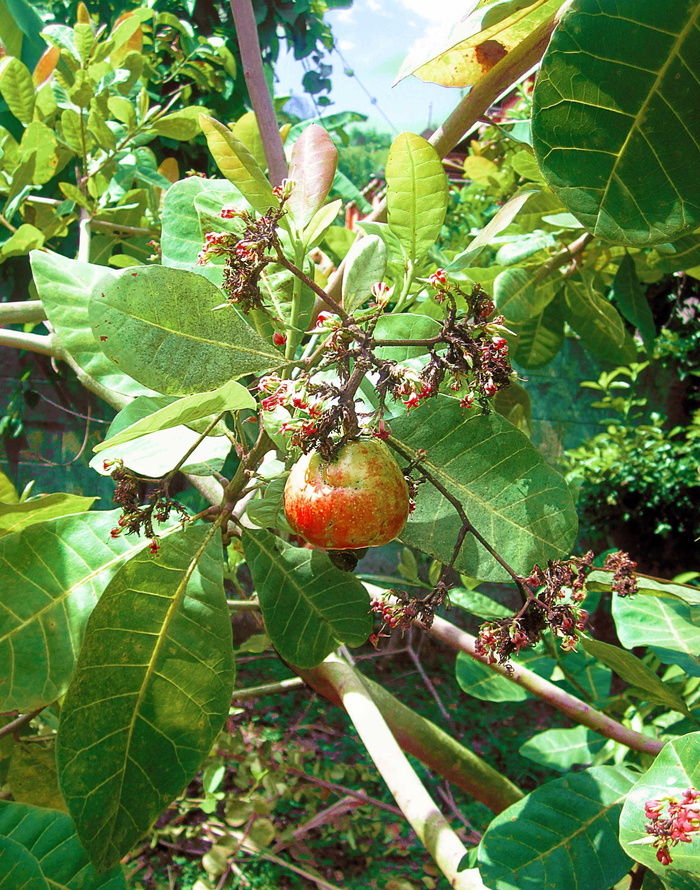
xmin=229 ymin=0 xmax=288 ymax=187
xmin=0 ymin=707 xmax=44 ymax=740
xmin=273 ymin=248 xmax=351 ymax=323
xmin=429 ymin=615 xmax=665 ymax=755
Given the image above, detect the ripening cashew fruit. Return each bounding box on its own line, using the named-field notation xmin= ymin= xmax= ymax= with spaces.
xmin=283 ymin=439 xmax=410 ymax=551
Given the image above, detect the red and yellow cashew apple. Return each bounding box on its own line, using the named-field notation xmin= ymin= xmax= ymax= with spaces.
xmin=283 ymin=439 xmax=410 ymax=551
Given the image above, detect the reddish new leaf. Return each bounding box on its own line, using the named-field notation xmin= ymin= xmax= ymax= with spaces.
xmin=287 ymin=124 xmax=338 ymax=232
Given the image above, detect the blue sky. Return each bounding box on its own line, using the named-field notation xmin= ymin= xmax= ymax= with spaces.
xmin=273 ymin=0 xmax=468 ymax=135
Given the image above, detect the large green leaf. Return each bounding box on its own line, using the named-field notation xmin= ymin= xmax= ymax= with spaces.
xmin=0 ymin=493 xmax=95 ymax=536
xmin=510 ymin=292 xmax=565 ymax=368
xmin=200 ymin=115 xmax=275 ymax=214
xmin=89 ymin=265 xmax=280 ymax=395
xmin=478 ymin=765 xmax=637 ymax=889
xmin=455 ymin=649 xmax=556 ymax=702
xmin=612 ymin=595 xmax=700 ymax=677
xmin=29 ymin=251 xmax=154 ymax=398
xmin=564 ymin=278 xmax=636 ymax=365
xmin=56 ymin=524 xmax=234 ymax=872
xmin=94 ymin=380 xmax=253 ymax=453
xmin=587 ymin=570 xmax=700 ymax=608
xmin=385 ymin=133 xmax=448 ymax=267
xmin=609 ymin=253 xmax=656 ymax=351
xmin=342 ymin=234 xmax=387 ymax=315
xmin=161 ymin=177 xmax=240 ymax=283
xmin=519 ymin=726 xmax=611 ymax=772
xmin=287 ymin=124 xmax=338 ymax=232
xmin=494 ymin=268 xmax=556 ymax=323
xmin=0 ymin=510 xmax=173 ymax=713
xmin=397 ymin=0 xmax=563 ymax=87
xmin=0 ymin=836 xmax=47 ymax=890
xmin=89 ymin=396 xmax=231 ymax=478
xmin=620 ymin=732 xmax=700 ymax=880
xmin=242 ymin=528 xmax=373 ymax=669
xmin=582 ymin=635 xmax=692 ymax=717
xmin=0 ymin=56 xmax=35 ymax=124
xmin=532 ymin=0 xmax=700 ymax=246
xmin=392 ymin=396 xmax=578 ymax=580
xmin=0 ymin=801 xmax=125 ymax=889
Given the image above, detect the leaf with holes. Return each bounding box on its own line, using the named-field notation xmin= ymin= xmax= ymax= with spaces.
xmin=242 ymin=528 xmax=372 ymax=669
xmin=89 ymin=265 xmax=280 ymax=395
xmin=532 ymin=0 xmax=700 ymax=246
xmin=0 ymin=801 xmax=125 ymax=889
xmin=393 ymin=396 xmax=577 ymax=580
xmin=478 ymin=765 xmax=636 ymax=889
xmin=56 ymin=524 xmax=234 ymax=872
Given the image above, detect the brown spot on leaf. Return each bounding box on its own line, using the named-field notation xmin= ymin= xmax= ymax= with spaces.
xmin=475 ymin=40 xmax=508 ymax=72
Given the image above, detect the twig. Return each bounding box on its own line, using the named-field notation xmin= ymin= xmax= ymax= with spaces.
xmin=0 ymin=707 xmax=44 ymax=740
xmin=285 ymin=766 xmax=404 ymax=818
xmin=231 ymin=677 xmax=304 ymax=700
xmin=0 ymin=328 xmax=58 ymax=357
xmin=406 ymin=644 xmax=456 ymax=730
xmin=428 ymin=615 xmax=665 ymax=755
xmin=228 ymin=0 xmax=288 ymax=187
xmin=314 ymin=655 xmax=486 ymax=890
xmin=0 ymin=301 xmax=47 ymax=325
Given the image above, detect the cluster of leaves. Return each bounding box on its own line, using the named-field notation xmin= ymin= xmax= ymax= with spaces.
xmin=564 ymin=364 xmax=700 ymax=571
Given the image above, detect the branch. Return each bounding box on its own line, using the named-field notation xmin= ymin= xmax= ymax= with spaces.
xmin=428 ymin=615 xmax=665 ymax=756
xmin=229 ymin=0 xmax=288 ymax=187
xmin=0 ymin=328 xmax=58 ymax=357
xmin=0 ymin=301 xmax=47 ymax=325
xmin=231 ymin=677 xmax=304 ymax=700
xmin=314 ymin=656 xmax=486 ymax=890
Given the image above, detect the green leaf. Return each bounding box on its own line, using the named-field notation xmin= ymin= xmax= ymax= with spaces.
xmin=89 ymin=396 xmax=230 ymax=478
xmin=478 ymin=765 xmax=636 ymax=890
xmin=0 ymin=224 xmax=44 ymax=259
xmin=582 ymin=635 xmax=692 ymax=717
xmin=19 ymin=121 xmax=59 ymax=185
xmin=7 ymin=742 xmax=66 ymax=812
xmin=0 ymin=470 xmax=19 ymax=504
xmin=94 ymin=380 xmax=253 ymax=453
xmin=342 ymin=235 xmax=387 ymax=314
xmin=56 ymin=524 xmax=235 ymax=872
xmin=532 ymin=0 xmax=700 ymax=247
xmin=620 ymin=732 xmax=700 ymax=880
xmin=564 ymin=278 xmax=636 ymax=365
xmin=242 ymin=528 xmax=373 ymax=669
xmin=494 ymin=267 xmax=556 ymax=323
xmin=392 ymin=396 xmax=578 ymax=580
xmin=510 ymin=291 xmax=565 ymax=368
xmin=29 ymin=251 xmax=154 ymax=398
xmin=287 ymin=124 xmax=338 ymax=231
xmin=397 ymin=0 xmax=562 ymax=87
xmin=385 ymin=132 xmax=448 ymax=267
xmin=455 ymin=649 xmax=556 ymax=702
xmin=0 ymin=493 xmax=96 ymax=535
xmin=161 ymin=177 xmax=240 ymax=284
xmin=450 ymin=588 xmax=512 ymax=620
xmin=448 ymin=190 xmax=540 ymax=270
xmin=0 ymin=510 xmax=171 ymax=713
xmin=0 ymin=836 xmax=47 ymax=889
xmin=200 ymin=115 xmax=275 ymax=214
xmin=373 ymin=313 xmax=441 ymax=361
xmin=609 ymin=253 xmax=656 ymax=351
xmin=0 ymin=56 xmax=35 ymax=124
xmin=519 ymin=726 xmax=611 ymax=772
xmin=89 ymin=265 xmax=280 ymax=395
xmin=300 ymin=199 xmax=342 ymax=251
xmin=652 ymin=235 xmax=700 ymax=274
xmin=612 ymin=595 xmax=700 ymax=677
xmin=230 ymin=111 xmax=265 ymax=171
xmin=0 ymin=799 xmax=126 ymax=888
xmin=150 ymin=106 xmax=206 ymax=141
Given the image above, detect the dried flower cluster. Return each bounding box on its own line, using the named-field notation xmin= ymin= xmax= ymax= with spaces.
xmin=475 ymin=552 xmax=595 ymax=665
xmin=645 ymin=788 xmax=700 ymax=865
xmin=105 ymin=459 xmax=189 ymax=555
xmin=369 ymin=586 xmax=444 ymax=646
xmin=604 ymin=550 xmax=639 ymax=597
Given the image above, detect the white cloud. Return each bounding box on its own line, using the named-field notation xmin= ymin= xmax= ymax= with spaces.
xmin=397 ymin=0 xmax=467 ymax=24
xmin=338 ymin=40 xmax=356 ymax=51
